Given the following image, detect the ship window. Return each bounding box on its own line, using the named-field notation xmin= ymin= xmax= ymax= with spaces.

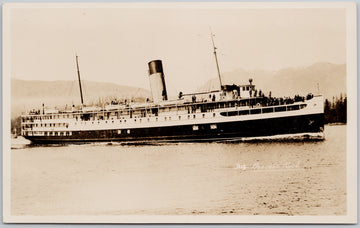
xmin=112 ymin=121 xmax=114 ymax=123
xmin=188 ymin=115 xmax=190 ymax=119
xmin=124 ymin=120 xmax=126 ymax=123
xmin=210 ymin=124 xmax=217 ymax=129
xmin=179 ymin=116 xmax=181 ymax=120
xmin=193 ymin=115 xmax=196 ymax=119
xmin=262 ymin=107 xmax=274 ymax=113
xmin=250 ymin=109 xmax=261 ymax=114
xmin=105 ymin=121 xmax=108 ymax=123
xmin=127 ymin=129 xmax=130 ymax=134
xmin=164 ymin=117 xmax=167 ymax=121
xmin=287 ymin=105 xmax=300 ymax=111
xmin=275 ymin=106 xmax=286 ymax=112
xmin=202 ymin=114 xmax=205 ymax=118
xmin=192 ymin=125 xmax=199 ymax=131
xmin=69 ymin=132 xmax=72 ymax=136
xmin=239 ymin=110 xmax=250 ymax=115
xmin=300 ymin=104 xmax=307 ymax=109
xmin=118 ymin=130 xmax=121 ymax=134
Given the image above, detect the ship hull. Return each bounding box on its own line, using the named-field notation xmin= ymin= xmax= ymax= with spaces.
xmin=24 ymin=113 xmax=324 ymax=144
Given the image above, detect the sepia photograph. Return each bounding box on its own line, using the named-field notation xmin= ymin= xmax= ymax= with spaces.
xmin=2 ymin=2 xmax=357 ymax=223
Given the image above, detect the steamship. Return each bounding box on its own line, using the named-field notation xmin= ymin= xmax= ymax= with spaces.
xmin=20 ymin=35 xmax=324 ymax=144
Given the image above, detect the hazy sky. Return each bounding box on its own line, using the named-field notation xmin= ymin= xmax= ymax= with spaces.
xmin=9 ymin=4 xmax=346 ymax=94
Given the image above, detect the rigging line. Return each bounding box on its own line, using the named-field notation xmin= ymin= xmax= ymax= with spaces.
xmin=67 ymin=79 xmax=75 ymax=97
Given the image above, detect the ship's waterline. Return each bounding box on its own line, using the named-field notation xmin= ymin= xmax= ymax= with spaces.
xmin=11 ymin=125 xmax=346 ymax=216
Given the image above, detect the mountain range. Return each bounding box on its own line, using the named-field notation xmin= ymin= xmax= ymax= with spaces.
xmin=11 ymin=62 xmax=346 ymax=118
xmin=198 ymin=62 xmax=346 ymax=99
xmin=11 ymin=79 xmax=150 ymax=118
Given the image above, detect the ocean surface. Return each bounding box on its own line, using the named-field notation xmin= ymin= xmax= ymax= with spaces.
xmin=11 ymin=125 xmax=346 ymax=216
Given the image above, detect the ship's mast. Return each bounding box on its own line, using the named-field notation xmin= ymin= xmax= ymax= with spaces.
xmin=75 ymin=54 xmax=84 ymax=105
xmin=210 ymin=28 xmax=223 ymax=90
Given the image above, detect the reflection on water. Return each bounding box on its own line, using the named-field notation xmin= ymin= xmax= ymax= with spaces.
xmin=11 ymin=125 xmax=346 ymax=216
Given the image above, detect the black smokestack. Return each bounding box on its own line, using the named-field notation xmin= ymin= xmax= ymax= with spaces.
xmin=148 ymin=60 xmax=168 ymax=102
xmin=148 ymin=60 xmax=164 ymax=75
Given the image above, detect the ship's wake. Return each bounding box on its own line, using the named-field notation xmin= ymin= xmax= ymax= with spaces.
xmin=222 ymin=132 xmax=325 ymax=143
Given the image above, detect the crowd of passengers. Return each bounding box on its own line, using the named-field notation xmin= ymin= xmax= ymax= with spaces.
xmin=27 ymin=92 xmax=314 ymax=116
xmin=262 ymin=94 xmax=313 ymax=107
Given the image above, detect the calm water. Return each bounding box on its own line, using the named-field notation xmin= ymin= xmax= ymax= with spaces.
xmin=11 ymin=125 xmax=346 ymax=216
